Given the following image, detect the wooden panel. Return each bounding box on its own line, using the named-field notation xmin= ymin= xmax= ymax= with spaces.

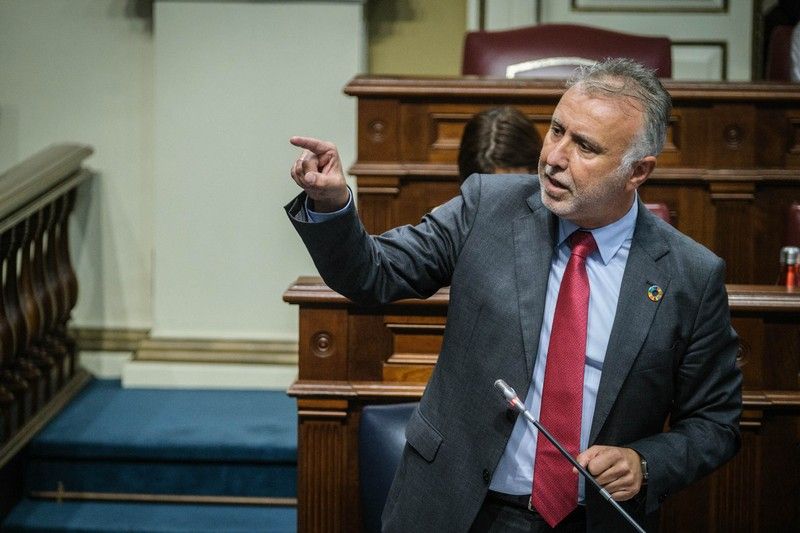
xmin=639 ymin=179 xmax=713 ymax=248
xmin=656 ymin=112 xmax=683 ymax=168
xmin=710 ymin=184 xmax=756 ymax=283
xmin=707 ymin=104 xmax=757 ymax=168
xmin=357 ymin=99 xmax=400 ymax=162
xmin=297 ymin=307 xmax=349 ymax=382
xmin=759 ymin=414 xmax=800 ymax=529
xmin=755 ymin=107 xmax=800 ymax=168
xmin=789 ymin=115 xmax=800 ymax=168
xmin=356 ymin=176 xmax=399 ymax=236
xmin=297 ymin=402 xmax=349 ymax=533
xmin=348 ymin=312 xmax=393 ymax=382
xmin=732 ymin=316 xmax=767 ymax=389
xmin=383 ymin=315 xmax=443 ymax=383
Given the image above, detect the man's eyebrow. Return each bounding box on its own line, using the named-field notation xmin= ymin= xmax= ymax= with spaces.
xmin=550 ymin=116 xmax=606 ymax=153
xmin=571 ymin=132 xmax=606 ymax=154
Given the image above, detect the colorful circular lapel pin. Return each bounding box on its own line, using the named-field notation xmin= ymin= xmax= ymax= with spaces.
xmin=647 ymin=285 xmax=664 ymax=302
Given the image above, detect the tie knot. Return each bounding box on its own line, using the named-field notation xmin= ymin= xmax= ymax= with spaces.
xmin=569 ymin=230 xmax=597 ymax=259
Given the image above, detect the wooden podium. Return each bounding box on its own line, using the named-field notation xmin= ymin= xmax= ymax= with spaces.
xmin=285 ymin=280 xmax=800 ymax=532
xmin=346 ymin=76 xmax=800 ymax=284
xmin=286 ymin=77 xmax=800 ymax=531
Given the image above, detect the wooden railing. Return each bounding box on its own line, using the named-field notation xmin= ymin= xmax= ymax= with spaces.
xmin=0 ymin=144 xmax=94 ymax=465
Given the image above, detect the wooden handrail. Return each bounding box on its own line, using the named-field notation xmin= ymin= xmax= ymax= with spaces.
xmin=284 ymin=276 xmax=800 ymax=312
xmin=0 ymin=144 xmax=93 ymax=222
xmin=344 ymin=75 xmax=800 ymax=101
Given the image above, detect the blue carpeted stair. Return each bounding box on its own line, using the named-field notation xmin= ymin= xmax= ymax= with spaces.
xmin=1 ymin=379 xmax=298 ymax=532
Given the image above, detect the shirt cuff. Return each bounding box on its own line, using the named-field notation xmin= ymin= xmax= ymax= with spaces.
xmin=305 ymin=188 xmax=353 ymax=223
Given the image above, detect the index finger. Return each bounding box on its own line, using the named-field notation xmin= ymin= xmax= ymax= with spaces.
xmin=290 ymin=136 xmax=335 ymax=156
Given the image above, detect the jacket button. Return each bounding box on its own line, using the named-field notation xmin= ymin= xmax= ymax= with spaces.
xmin=482 ymin=469 xmax=491 ymax=484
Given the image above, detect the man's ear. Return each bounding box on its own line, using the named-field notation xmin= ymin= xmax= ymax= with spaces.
xmin=627 ymin=156 xmax=657 ymax=191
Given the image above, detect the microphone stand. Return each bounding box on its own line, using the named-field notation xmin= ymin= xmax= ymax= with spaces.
xmin=494 ymin=379 xmax=646 ymax=533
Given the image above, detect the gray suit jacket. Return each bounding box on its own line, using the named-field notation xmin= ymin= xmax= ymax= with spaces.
xmin=286 ymin=174 xmax=741 ymax=533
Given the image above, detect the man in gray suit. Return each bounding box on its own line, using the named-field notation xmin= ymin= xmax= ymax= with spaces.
xmin=285 ymin=59 xmax=741 ymax=532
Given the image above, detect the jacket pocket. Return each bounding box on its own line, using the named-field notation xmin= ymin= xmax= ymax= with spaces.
xmin=405 ymin=408 xmax=443 ymax=463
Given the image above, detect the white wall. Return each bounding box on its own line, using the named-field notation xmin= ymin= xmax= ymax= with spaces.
xmin=539 ymin=0 xmax=753 ymax=81
xmin=0 ymin=0 xmax=154 ymax=330
xmin=151 ymin=1 xmax=362 ymax=341
xmin=473 ymin=0 xmax=755 ymax=81
xmin=0 ymin=1 xmax=364 ymax=362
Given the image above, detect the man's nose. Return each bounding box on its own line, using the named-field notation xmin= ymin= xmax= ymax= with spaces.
xmin=545 ymin=138 xmax=568 ymax=170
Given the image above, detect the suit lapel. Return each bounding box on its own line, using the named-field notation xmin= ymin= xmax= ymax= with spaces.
xmin=514 ymin=192 xmax=556 ymax=380
xmin=589 ymin=205 xmax=671 ymax=444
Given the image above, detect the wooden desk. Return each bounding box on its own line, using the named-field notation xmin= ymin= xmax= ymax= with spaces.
xmin=286 ymin=278 xmax=800 ymax=532
xmin=345 ymin=77 xmax=800 ymax=285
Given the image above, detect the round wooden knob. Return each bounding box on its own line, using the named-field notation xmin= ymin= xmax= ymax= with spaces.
xmin=311 ymin=331 xmax=333 ymax=358
xmin=723 ymin=124 xmax=743 ymax=149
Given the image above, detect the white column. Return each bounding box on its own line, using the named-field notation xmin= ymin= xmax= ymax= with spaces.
xmin=123 ymin=0 xmax=365 ymax=388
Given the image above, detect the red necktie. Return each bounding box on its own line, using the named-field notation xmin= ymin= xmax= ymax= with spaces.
xmin=531 ymin=230 xmax=597 ymax=526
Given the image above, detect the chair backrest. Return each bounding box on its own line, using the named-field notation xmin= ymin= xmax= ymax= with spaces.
xmin=359 ymin=402 xmax=418 ymax=533
xmin=462 ymin=24 xmax=672 ymax=79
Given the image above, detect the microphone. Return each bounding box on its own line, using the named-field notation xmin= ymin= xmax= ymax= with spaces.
xmin=493 ymin=379 xmax=646 ymax=533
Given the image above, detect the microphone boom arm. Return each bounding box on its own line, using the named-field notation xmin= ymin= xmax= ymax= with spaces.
xmin=494 ymin=379 xmax=646 ymax=533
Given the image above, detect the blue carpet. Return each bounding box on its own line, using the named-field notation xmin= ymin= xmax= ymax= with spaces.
xmin=24 ymin=459 xmax=296 ymax=498
xmin=2 ymin=499 xmax=296 ymax=532
xmin=28 ymin=380 xmax=296 ymax=462
xmin=2 ymin=379 xmax=298 ymax=531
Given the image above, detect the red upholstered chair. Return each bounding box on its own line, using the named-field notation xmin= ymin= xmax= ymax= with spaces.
xmin=462 ymin=24 xmax=672 ymax=79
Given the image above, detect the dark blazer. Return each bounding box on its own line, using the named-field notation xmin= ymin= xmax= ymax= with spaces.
xmin=286 ymin=174 xmax=742 ymax=533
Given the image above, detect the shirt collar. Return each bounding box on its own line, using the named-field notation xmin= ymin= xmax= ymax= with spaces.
xmin=557 ymin=196 xmax=638 ymax=266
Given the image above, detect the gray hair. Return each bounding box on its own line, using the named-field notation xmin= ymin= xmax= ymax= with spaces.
xmin=567 ymin=58 xmax=672 ymax=170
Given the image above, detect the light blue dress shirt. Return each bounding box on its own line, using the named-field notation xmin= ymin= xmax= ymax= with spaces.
xmin=489 ymin=199 xmax=638 ymax=502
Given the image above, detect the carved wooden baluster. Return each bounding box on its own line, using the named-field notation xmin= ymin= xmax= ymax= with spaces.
xmin=1 ymin=228 xmax=36 ymax=425
xmin=33 ymin=207 xmax=55 ymax=335
xmin=49 ymin=197 xmax=70 ymax=351
xmin=17 ymin=217 xmax=56 ymax=401
xmin=0 ymin=230 xmax=22 ymax=438
xmin=7 ymin=224 xmax=45 ymax=409
xmin=43 ymin=200 xmax=69 ymax=382
xmin=2 ymin=225 xmax=40 ymax=414
xmin=56 ymin=190 xmax=79 ymax=376
xmin=32 ymin=205 xmax=65 ymax=387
